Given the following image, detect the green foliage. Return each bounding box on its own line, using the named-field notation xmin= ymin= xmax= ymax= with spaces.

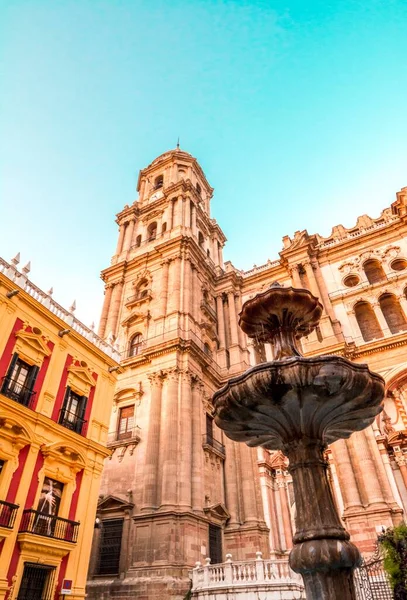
xmin=378 ymin=522 xmax=407 ymax=598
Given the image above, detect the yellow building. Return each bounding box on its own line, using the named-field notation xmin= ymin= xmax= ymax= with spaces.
xmin=0 ymin=255 xmax=119 ymax=600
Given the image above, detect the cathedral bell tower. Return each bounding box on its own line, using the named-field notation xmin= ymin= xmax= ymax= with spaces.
xmin=90 ymin=148 xmax=267 ymax=599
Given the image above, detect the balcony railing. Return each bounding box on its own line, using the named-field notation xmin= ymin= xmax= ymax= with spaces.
xmin=58 ymin=408 xmax=86 ymax=435
xmin=0 ymin=500 xmax=19 ymax=529
xmin=201 ymin=300 xmax=217 ymax=322
xmin=202 ymin=434 xmax=225 ymax=456
xmin=19 ymin=509 xmax=79 ymax=543
xmin=191 ymin=553 xmax=304 ymax=598
xmin=1 ymin=376 xmax=36 ymax=409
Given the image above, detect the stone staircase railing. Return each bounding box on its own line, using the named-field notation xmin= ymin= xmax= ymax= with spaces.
xmin=191 ymin=552 xmax=305 ymax=599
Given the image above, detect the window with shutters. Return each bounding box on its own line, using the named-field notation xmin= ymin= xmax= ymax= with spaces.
xmin=117 ymin=405 xmax=135 ymax=440
xmin=208 ymin=524 xmax=222 ymax=564
xmin=58 ymin=387 xmax=87 ymax=434
xmin=97 ymin=519 xmax=124 ymax=575
xmin=129 ymin=333 xmax=143 ymax=357
xmin=0 ymin=354 xmax=39 ymax=408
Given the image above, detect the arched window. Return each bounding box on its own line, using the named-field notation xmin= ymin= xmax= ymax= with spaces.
xmin=363 ymin=259 xmax=386 ymax=284
xmin=154 ymin=175 xmax=163 ymax=189
xmin=135 ymin=234 xmax=142 ymax=248
xmin=379 ymin=293 xmax=407 ymax=334
xmin=147 ymin=222 xmax=157 ymax=241
xmin=207 ymin=249 xmax=210 ymax=258
xmin=162 ymin=222 xmax=167 ymax=234
xmin=129 ymin=333 xmax=143 ymax=357
xmin=136 ymin=279 xmax=149 ymax=299
xmin=198 ymin=231 xmax=205 ymax=249
xmin=196 ymin=183 xmax=202 ymax=196
xmin=354 ymin=301 xmax=383 ymax=342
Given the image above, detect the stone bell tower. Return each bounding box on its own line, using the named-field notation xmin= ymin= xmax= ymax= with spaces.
xmin=88 ymin=148 xmax=267 ymax=600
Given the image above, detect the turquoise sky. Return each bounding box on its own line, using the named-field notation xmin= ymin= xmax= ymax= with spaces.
xmin=1 ymin=0 xmax=406 ymax=327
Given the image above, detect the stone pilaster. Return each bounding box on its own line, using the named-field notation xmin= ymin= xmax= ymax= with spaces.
xmin=159 ymin=259 xmax=170 ymax=317
xmin=275 ymin=469 xmax=293 ymax=550
xmin=161 ymin=368 xmax=179 ymax=509
xmin=330 ymin=439 xmax=362 ymax=511
xmin=191 ymin=378 xmax=203 ymax=512
xmin=179 ymin=370 xmax=192 ymax=509
xmin=224 ymin=438 xmax=239 ymax=526
xmin=123 ymin=218 xmax=135 ymax=251
xmin=115 ymin=223 xmax=126 ymax=254
xmin=141 ymin=372 xmax=164 ymax=511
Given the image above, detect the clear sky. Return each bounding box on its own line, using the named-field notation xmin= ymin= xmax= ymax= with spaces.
xmin=1 ymin=0 xmax=406 ymax=328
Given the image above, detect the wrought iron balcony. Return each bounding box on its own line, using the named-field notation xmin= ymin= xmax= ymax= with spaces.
xmin=0 ymin=376 xmax=36 ymax=408
xmin=19 ymin=509 xmax=79 ymax=543
xmin=0 ymin=500 xmax=19 ymax=529
xmin=58 ymin=408 xmax=87 ymax=435
xmin=202 ymin=434 xmax=225 ymax=457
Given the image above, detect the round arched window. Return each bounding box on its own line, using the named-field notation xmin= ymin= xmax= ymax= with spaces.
xmin=129 ymin=333 xmax=143 ymax=357
xmin=391 ymin=258 xmax=407 ymax=272
xmin=343 ymin=274 xmax=360 ymax=288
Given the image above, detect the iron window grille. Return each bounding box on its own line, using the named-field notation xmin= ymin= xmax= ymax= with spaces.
xmin=209 ymin=524 xmax=222 ymax=565
xmin=96 ymin=518 xmax=124 ymax=576
xmin=17 ymin=562 xmax=56 ymax=600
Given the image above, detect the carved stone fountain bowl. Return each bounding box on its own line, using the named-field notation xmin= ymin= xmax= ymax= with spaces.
xmin=213 ymin=356 xmax=385 ymax=450
xmin=239 ymin=285 xmax=323 ymax=343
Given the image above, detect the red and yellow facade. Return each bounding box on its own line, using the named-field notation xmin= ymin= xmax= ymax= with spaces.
xmin=0 ymin=257 xmax=119 ymax=600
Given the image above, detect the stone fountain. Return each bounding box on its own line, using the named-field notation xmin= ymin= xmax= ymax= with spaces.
xmin=213 ymin=284 xmax=385 ymax=599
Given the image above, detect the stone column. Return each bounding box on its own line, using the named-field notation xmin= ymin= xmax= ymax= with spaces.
xmin=228 ymin=292 xmax=239 ymax=346
xmin=289 ymin=265 xmax=302 ymax=288
xmin=123 ymin=218 xmax=136 ymax=251
xmin=115 ymin=223 xmax=126 ymax=255
xmin=268 ymin=480 xmax=282 ymax=552
xmin=330 ymin=439 xmax=362 ymax=510
xmin=364 ymin=426 xmax=399 ymax=507
xmin=161 ymin=369 xmax=179 ymax=508
xmin=191 ymin=202 xmax=197 ymax=236
xmin=224 ymin=438 xmax=239 ymax=525
xmin=179 ymin=371 xmax=192 ymax=509
xmin=160 ymin=259 xmax=170 ymax=317
xmin=379 ymin=445 xmax=404 ymax=507
xmin=169 ymin=199 xmax=175 ymax=229
xmin=239 ymin=444 xmax=259 ymax=524
xmin=276 ymin=470 xmax=293 ymax=550
xmin=141 ymin=373 xmax=164 ymax=511
xmin=395 ymin=453 xmax=407 ymax=489
xmin=303 ymin=261 xmax=321 ymax=300
xmin=106 ymin=280 xmax=124 ymax=339
xmin=216 ymin=295 xmax=226 ymax=348
xmin=236 ymin=294 xmax=245 ymax=348
xmin=372 ymin=302 xmax=390 ymax=336
xmin=191 ymin=379 xmax=203 ymax=512
xmin=349 ymin=430 xmax=385 ymax=506
xmin=98 ymin=283 xmax=114 ymax=338
xmin=311 ymin=259 xmax=344 ymax=339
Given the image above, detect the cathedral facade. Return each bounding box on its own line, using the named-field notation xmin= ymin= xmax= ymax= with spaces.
xmin=86 ymin=149 xmax=407 ymax=599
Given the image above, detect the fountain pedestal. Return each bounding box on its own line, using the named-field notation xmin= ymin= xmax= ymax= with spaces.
xmin=213 ymin=285 xmax=384 ymax=600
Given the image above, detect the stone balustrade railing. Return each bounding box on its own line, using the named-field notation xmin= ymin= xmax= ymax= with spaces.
xmin=191 ymin=552 xmax=305 ymax=599
xmin=0 ymin=256 xmax=120 ymax=362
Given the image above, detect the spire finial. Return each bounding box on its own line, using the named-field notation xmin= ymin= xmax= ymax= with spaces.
xmin=176 ymin=137 xmax=180 ymax=150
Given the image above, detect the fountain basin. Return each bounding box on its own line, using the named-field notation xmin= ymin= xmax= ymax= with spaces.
xmin=213 ymin=355 xmax=384 ymax=449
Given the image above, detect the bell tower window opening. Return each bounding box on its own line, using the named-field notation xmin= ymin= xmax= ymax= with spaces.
xmin=135 ymin=235 xmax=142 ymax=248
xmin=198 ymin=231 xmax=205 ymax=249
xmin=154 ymin=174 xmax=163 ymax=189
xmin=379 ymin=293 xmax=407 ymax=334
xmin=147 ymin=222 xmax=157 ymax=241
xmin=196 ymin=183 xmax=202 ymax=197
xmin=129 ymin=333 xmax=143 ymax=357
xmin=363 ymin=259 xmax=386 ymax=284
xmin=162 ymin=222 xmax=167 ymax=234
xmin=354 ymin=301 xmax=383 ymax=342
